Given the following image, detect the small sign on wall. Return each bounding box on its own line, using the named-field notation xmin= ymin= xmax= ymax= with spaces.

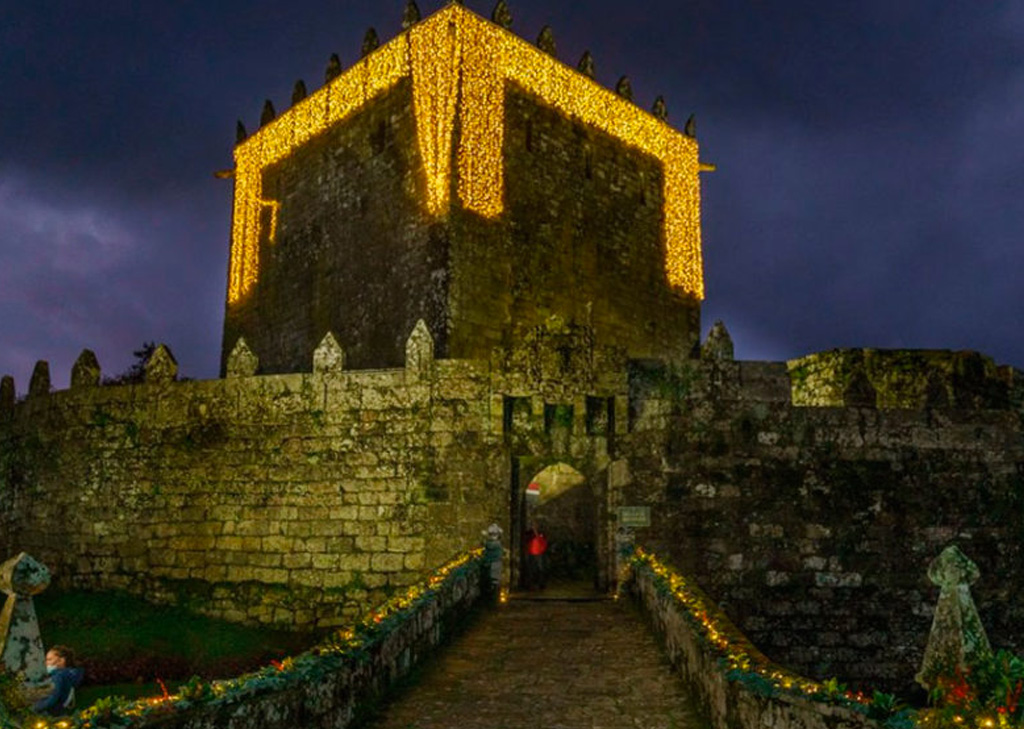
xmin=618 ymin=505 xmax=651 ymax=528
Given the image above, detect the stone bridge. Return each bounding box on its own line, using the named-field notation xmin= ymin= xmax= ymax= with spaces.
xmin=368 ymin=590 xmax=703 ymax=729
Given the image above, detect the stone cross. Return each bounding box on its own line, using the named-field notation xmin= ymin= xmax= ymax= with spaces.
xmin=916 ymin=545 xmax=992 ymax=690
xmin=0 ymin=552 xmax=51 ymax=683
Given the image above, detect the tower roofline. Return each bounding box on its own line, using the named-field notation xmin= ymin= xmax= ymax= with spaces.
xmin=227 ymin=3 xmax=703 ymax=305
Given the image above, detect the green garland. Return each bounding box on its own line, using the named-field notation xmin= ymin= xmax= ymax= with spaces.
xmin=629 ymin=549 xmax=916 ymax=729
xmin=18 ymin=549 xmax=484 ymax=729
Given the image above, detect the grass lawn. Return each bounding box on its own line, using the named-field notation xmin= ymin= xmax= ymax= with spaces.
xmin=34 ymin=590 xmax=314 ymax=704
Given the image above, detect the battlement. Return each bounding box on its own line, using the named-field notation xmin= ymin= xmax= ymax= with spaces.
xmin=787 ymin=348 xmax=1019 ymax=410
xmin=222 ymin=3 xmax=705 ymax=375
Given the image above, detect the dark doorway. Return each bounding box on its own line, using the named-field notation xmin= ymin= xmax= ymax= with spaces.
xmin=511 ymin=459 xmax=598 ymax=594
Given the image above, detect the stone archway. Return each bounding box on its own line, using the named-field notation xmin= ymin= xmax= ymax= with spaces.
xmin=514 ymin=461 xmax=599 ymax=592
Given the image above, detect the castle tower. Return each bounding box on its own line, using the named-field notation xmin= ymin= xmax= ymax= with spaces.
xmin=222 ymin=4 xmax=705 ymax=373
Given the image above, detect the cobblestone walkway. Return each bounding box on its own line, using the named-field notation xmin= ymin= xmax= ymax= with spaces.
xmin=368 ymin=597 xmax=707 ymax=729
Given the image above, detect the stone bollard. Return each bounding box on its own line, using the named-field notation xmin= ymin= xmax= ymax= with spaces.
xmin=916 ymin=545 xmax=992 ymax=690
xmin=0 ymin=552 xmax=51 ymax=684
xmin=614 ymin=526 xmax=636 ymax=589
xmin=481 ymin=524 xmax=504 ymax=600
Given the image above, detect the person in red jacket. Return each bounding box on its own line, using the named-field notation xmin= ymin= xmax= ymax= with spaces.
xmin=524 ymin=521 xmax=548 ymax=590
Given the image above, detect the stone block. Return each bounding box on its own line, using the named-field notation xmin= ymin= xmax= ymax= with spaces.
xmin=226 ymin=337 xmax=259 ymax=378
xmin=71 ymin=349 xmax=102 ymax=388
xmin=405 ymin=319 xmax=434 ymax=379
xmin=145 ymin=344 xmax=178 ymax=384
xmin=28 ymin=360 xmax=50 ymax=399
xmin=313 ymin=332 xmax=346 ymax=375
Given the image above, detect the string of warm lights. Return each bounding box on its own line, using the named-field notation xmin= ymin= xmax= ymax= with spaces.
xmin=28 ymin=549 xmax=484 ymax=729
xmin=226 ymin=4 xmax=704 ymax=304
xmin=630 ymin=549 xmax=863 ymax=702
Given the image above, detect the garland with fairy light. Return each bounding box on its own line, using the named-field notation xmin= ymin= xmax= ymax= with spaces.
xmin=18 ymin=549 xmax=484 ymax=729
xmin=628 ymin=548 xmax=919 ymax=729
xmin=228 ymin=4 xmax=703 ymax=305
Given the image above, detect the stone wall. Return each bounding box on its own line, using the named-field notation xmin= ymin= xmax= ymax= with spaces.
xmin=630 ymin=560 xmax=880 ymax=729
xmin=2 ymin=340 xmax=1022 ymax=693
xmin=0 ymin=344 xmax=504 ymax=629
xmin=788 ymin=348 xmax=1015 ymax=409
xmin=127 ymin=554 xmax=485 ymax=729
xmin=445 ymin=85 xmax=701 ymax=365
xmin=623 ymin=357 xmax=1024 ymax=694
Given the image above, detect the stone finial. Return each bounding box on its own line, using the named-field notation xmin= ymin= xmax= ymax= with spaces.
xmin=0 ymin=552 xmax=51 ymax=683
xmin=536 ymin=26 xmax=557 ymax=57
xmin=226 ymin=337 xmax=259 ymax=378
xmin=313 ymin=332 xmax=346 ymax=375
xmin=0 ymin=553 xmax=50 ymax=597
xmin=1 ymin=376 xmax=15 ymax=419
xmin=615 ymin=76 xmax=633 ymax=101
xmin=71 ymin=349 xmax=101 ymax=389
xmin=325 ymin=53 xmax=342 ymax=83
xmin=291 ymin=79 xmax=307 ymax=106
xmin=236 ymin=120 xmax=248 ymax=144
xmin=361 ymin=27 xmax=380 ymax=57
xmin=917 ymin=546 xmax=993 ymax=690
xmin=144 ymin=344 xmax=178 ymax=384
xmin=405 ymin=319 xmax=435 ymax=377
xmin=684 ymin=113 xmax=697 ymax=138
xmin=402 ymin=0 xmax=421 ymax=29
xmin=843 ymin=370 xmax=877 ymax=408
xmin=260 ymin=99 xmax=276 ymax=127
xmin=28 ymin=360 xmax=50 ymax=399
xmin=492 ymin=0 xmax=513 ymax=29
xmin=701 ymin=321 xmax=734 ymax=362
xmin=577 ymin=50 xmax=595 ymax=79
xmin=652 ymin=95 xmax=668 ymax=121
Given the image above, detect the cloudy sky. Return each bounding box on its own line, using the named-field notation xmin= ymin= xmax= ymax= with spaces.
xmin=2 ymin=1 xmax=1022 ymax=391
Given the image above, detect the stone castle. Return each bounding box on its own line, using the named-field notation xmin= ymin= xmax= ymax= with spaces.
xmin=1 ymin=2 xmax=1022 ymax=694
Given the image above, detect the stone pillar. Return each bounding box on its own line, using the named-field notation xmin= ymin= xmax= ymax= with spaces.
xmin=313 ymin=332 xmax=345 ymax=375
xmin=28 ymin=361 xmax=50 ymax=399
xmin=701 ymin=320 xmax=734 ymax=361
xmin=481 ymin=524 xmax=504 ymax=599
xmin=70 ymin=349 xmax=102 ymax=389
xmin=144 ymin=344 xmax=178 ymax=384
xmin=405 ymin=320 xmax=434 ymax=379
xmin=916 ymin=545 xmax=992 ymax=690
xmin=0 ymin=552 xmax=51 ymax=683
xmin=226 ymin=337 xmax=259 ymax=378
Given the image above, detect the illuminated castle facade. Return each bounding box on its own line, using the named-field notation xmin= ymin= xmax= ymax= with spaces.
xmin=2 ymin=2 xmax=1022 ymax=695
xmin=222 ymin=3 xmax=705 ymax=372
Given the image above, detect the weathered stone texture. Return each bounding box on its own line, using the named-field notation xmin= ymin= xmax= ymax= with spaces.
xmin=222 ymin=79 xmax=447 ymax=375
xmin=222 ymin=83 xmax=701 ymax=377
xmin=447 ymin=86 xmax=700 ymax=365
xmin=0 ymin=344 xmax=1020 ymax=693
xmin=0 ymin=364 xmax=504 ymax=629
xmin=624 ymin=358 xmax=1024 ymax=693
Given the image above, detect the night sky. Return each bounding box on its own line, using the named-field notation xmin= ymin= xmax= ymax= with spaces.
xmin=2 ymin=1 xmax=1022 ymax=391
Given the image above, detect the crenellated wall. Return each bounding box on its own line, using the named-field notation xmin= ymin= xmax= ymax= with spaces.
xmin=1 ymin=333 xmax=1022 ymax=694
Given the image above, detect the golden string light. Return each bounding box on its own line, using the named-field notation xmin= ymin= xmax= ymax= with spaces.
xmin=226 ymin=5 xmax=704 ymax=304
